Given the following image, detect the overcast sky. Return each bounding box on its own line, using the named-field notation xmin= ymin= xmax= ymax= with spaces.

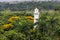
xmin=0 ymin=0 xmax=53 ymax=2
xmin=0 ymin=0 xmax=59 ymax=2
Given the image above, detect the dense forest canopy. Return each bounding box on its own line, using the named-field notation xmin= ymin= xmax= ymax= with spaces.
xmin=0 ymin=1 xmax=60 ymax=40
xmin=0 ymin=1 xmax=60 ymax=11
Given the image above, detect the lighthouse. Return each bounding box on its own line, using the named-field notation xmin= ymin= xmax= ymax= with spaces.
xmin=34 ymin=8 xmax=39 ymax=28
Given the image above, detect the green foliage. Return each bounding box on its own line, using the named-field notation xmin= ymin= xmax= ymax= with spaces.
xmin=0 ymin=10 xmax=60 ymax=40
xmin=0 ymin=34 xmax=8 ymax=40
xmin=37 ymin=11 xmax=60 ymax=40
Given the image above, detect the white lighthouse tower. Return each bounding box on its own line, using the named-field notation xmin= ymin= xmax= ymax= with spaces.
xmin=34 ymin=8 xmax=39 ymax=28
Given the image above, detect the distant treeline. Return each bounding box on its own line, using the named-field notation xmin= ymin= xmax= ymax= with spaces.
xmin=0 ymin=1 xmax=60 ymax=11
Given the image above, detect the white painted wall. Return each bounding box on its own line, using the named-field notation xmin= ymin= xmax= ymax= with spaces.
xmin=34 ymin=8 xmax=39 ymax=28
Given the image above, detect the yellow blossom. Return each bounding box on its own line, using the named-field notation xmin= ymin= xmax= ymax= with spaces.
xmin=25 ymin=16 xmax=34 ymax=20
xmin=8 ymin=16 xmax=20 ymax=22
xmin=25 ymin=16 xmax=34 ymax=22
xmin=2 ymin=24 xmax=12 ymax=29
